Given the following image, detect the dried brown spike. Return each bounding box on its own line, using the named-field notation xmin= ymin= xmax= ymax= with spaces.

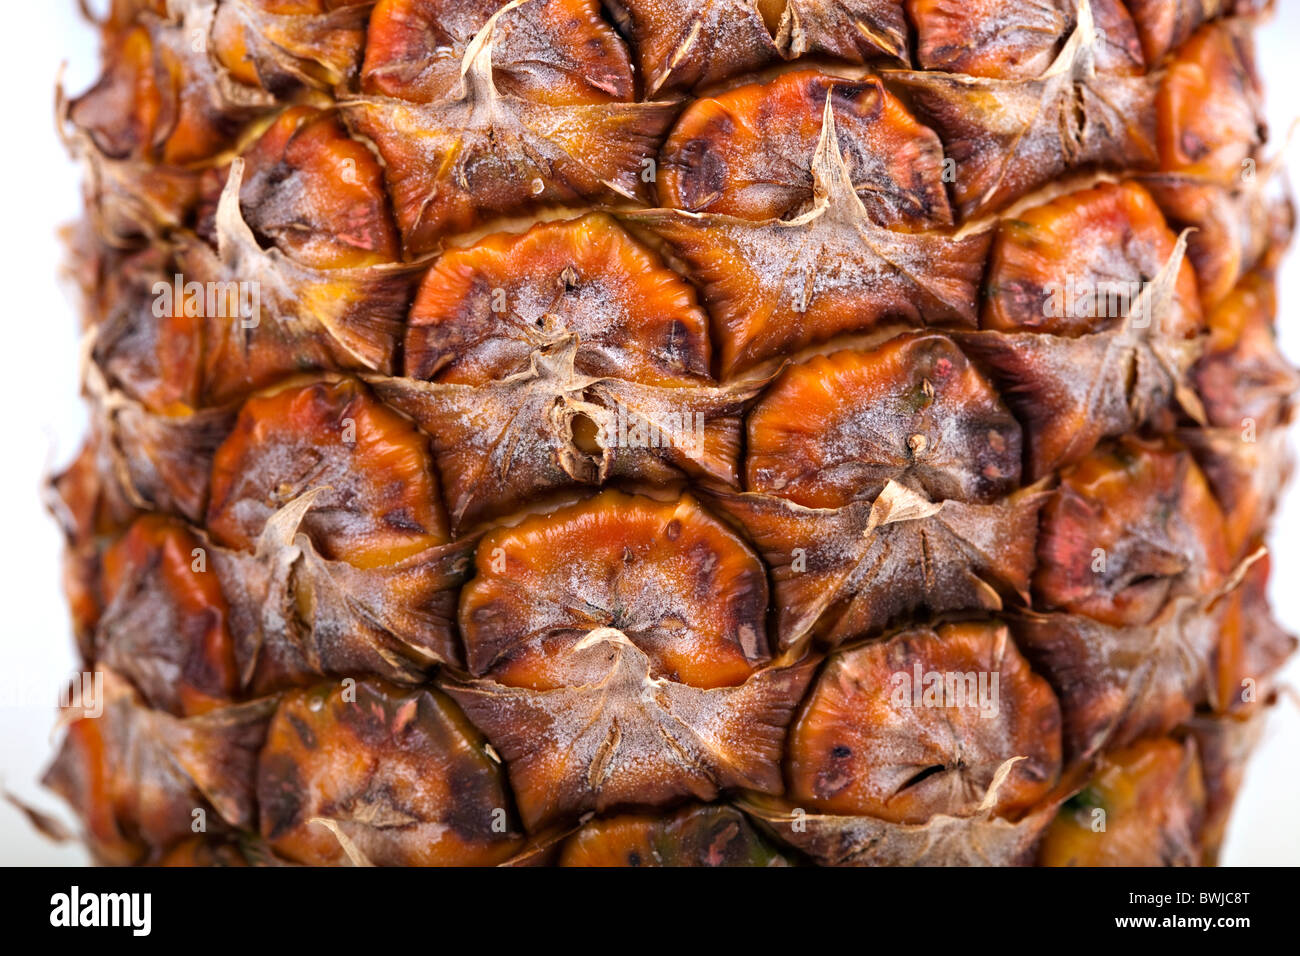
xmin=44 ymin=669 xmax=272 ymax=865
xmin=558 ymin=803 xmax=789 ymax=866
xmin=98 ymin=515 xmax=240 ymax=716
xmin=1038 ymin=737 xmax=1205 ymax=865
xmin=658 ymin=70 xmax=952 ymax=227
xmin=745 ymin=333 xmax=1022 ymax=509
xmin=211 ymin=0 xmax=370 ymax=94
xmin=639 ymin=84 xmax=988 ymax=377
xmin=404 ymin=214 xmax=711 ymax=386
xmin=208 ymin=491 xmax=470 ymax=694
xmin=888 ymin=0 xmax=1157 ymax=218
xmin=257 ymin=680 xmax=524 ymax=865
xmin=706 ymin=480 xmax=1045 ymax=648
xmin=907 ymin=0 xmax=1142 ymax=80
xmin=443 ymin=490 xmax=816 ymax=830
xmin=982 ymin=181 xmax=1201 ymax=338
xmin=741 ymin=786 xmax=1061 ymax=865
xmin=348 ymin=2 xmax=672 ymax=256
xmin=87 ymin=363 xmax=237 ymax=524
xmin=177 ymin=160 xmax=424 ymax=404
xmin=361 ymin=0 xmax=634 ymax=104
xmin=772 ymin=0 xmax=910 ymax=64
xmin=958 ymin=226 xmax=1205 ymax=479
xmin=607 ymin=0 xmax=776 ymax=95
xmin=207 ymin=378 xmax=450 ymax=568
xmin=1034 ymin=437 xmax=1230 ymax=628
xmin=1012 ymin=594 xmax=1223 ymax=761
xmin=443 ymin=631 xmax=816 ymax=831
xmin=786 ymin=620 xmax=1062 ymax=824
xmin=1208 ymin=552 xmax=1295 ymax=715
xmin=196 ymin=107 xmax=401 ymax=270
xmin=374 ymin=336 xmax=759 ymax=531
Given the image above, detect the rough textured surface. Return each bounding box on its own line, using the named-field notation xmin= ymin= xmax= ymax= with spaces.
xmin=45 ymin=0 xmax=1295 ymax=865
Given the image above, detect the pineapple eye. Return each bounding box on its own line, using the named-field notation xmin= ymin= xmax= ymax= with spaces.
xmin=982 ymin=181 xmax=1200 ymax=340
xmin=1035 ymin=437 xmax=1229 ymax=629
xmin=194 ymin=108 xmax=400 ymax=271
xmin=207 ymin=378 xmax=448 ymax=569
xmin=443 ymin=489 xmax=814 ymax=831
xmin=457 ymin=490 xmax=771 ymax=689
xmin=351 ymin=0 xmax=664 ymax=255
xmin=1040 ymin=739 xmax=1204 ymax=867
xmin=1157 ymin=21 xmax=1263 ymax=182
xmin=746 ymin=333 xmax=1022 ymax=509
xmin=660 ymin=70 xmax=954 ymax=228
xmin=211 ymin=0 xmax=367 ymax=93
xmin=647 ymin=69 xmax=988 ymax=377
xmin=99 ymin=515 xmax=238 ymax=716
xmin=909 ymin=0 xmax=1143 ymax=80
xmin=558 ymin=804 xmax=788 ymax=867
xmin=257 ymin=681 xmax=524 ymax=866
xmin=786 ymin=620 xmax=1062 ymax=825
xmin=404 ymin=214 xmax=711 ymax=387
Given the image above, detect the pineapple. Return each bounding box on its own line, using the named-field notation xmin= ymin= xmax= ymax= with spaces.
xmin=44 ymin=0 xmax=1295 ymax=866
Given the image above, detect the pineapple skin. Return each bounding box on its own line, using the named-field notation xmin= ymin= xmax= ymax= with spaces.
xmin=45 ymin=0 xmax=1296 ymax=866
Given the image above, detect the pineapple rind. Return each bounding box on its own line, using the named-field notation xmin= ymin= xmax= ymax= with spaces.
xmin=45 ymin=0 xmax=1295 ymax=865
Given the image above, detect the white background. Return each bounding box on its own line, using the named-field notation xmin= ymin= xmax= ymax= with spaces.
xmin=0 ymin=3 xmax=1296 ymax=865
